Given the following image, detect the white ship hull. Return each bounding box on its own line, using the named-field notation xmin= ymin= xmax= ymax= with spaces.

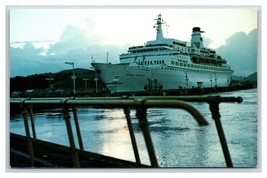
xmin=93 ymin=63 xmax=231 ymax=93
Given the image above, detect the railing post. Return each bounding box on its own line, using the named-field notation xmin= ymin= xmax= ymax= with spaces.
xmin=208 ymin=97 xmax=233 ymax=167
xmin=123 ymin=107 xmax=141 ymax=164
xmin=136 ymin=107 xmax=158 ymax=167
xmin=72 ymin=106 xmax=84 ymax=150
xmin=28 ymin=105 xmax=36 ymax=139
xmin=62 ymin=105 xmax=80 ymax=168
xmin=21 ymin=106 xmax=35 ymax=167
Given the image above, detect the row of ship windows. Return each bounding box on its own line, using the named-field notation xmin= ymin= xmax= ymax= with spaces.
xmin=136 ymin=60 xmax=165 ymax=65
xmin=173 ymin=45 xmax=216 ymax=56
xmin=131 ymin=48 xmax=167 ymax=53
xmin=120 ymin=53 xmax=169 ymax=60
xmin=171 ymin=61 xmax=230 ymax=72
xmin=160 ymin=67 xmax=229 ymax=74
xmin=173 ymin=46 xmax=189 ymax=53
xmin=176 ymin=55 xmax=189 ymax=60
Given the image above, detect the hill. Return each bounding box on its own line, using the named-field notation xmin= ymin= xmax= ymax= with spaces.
xmin=245 ymin=72 xmax=257 ymax=81
xmin=10 ymin=68 xmax=105 ymax=96
xmin=230 ymin=72 xmax=257 ymax=89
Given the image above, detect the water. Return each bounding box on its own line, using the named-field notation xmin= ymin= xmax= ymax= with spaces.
xmin=10 ymin=89 xmax=258 ymax=167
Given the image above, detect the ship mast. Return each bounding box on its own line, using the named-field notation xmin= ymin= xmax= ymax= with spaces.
xmin=154 ymin=14 xmax=165 ymax=41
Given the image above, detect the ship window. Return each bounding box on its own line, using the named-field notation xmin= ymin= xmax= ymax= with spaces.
xmin=114 ymin=75 xmax=120 ymax=79
xmin=113 ymin=75 xmax=120 ymax=82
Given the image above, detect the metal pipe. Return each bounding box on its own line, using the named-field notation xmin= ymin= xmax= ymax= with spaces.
xmin=136 ymin=107 xmax=158 ymax=167
xmin=21 ymin=107 xmax=35 ymax=167
xmin=28 ymin=105 xmax=36 ymax=139
xmin=208 ymin=100 xmax=233 ymax=167
xmin=123 ymin=107 xmax=141 ymax=164
xmin=10 ymin=96 xmax=243 ymax=105
xmin=72 ymin=106 xmax=84 ymax=150
xmin=12 ymin=98 xmax=209 ymax=125
xmin=62 ymin=106 xmax=80 ymax=168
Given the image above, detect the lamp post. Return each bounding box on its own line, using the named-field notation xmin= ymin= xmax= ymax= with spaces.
xmin=45 ymin=78 xmax=54 ymax=88
xmin=94 ymin=70 xmax=98 ymax=93
xmin=82 ymin=78 xmax=89 ymax=92
xmin=65 ymin=62 xmax=76 ymax=95
xmin=90 ymin=66 xmax=98 ymax=94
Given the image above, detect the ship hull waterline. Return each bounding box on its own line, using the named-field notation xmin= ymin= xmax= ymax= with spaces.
xmin=92 ymin=63 xmax=231 ymax=94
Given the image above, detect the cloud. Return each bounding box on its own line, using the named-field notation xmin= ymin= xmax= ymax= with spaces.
xmin=47 ymin=22 xmax=103 ymax=55
xmin=216 ymin=28 xmax=257 ymax=76
xmin=202 ymin=36 xmax=212 ymax=48
xmin=9 ymin=21 xmax=127 ymax=77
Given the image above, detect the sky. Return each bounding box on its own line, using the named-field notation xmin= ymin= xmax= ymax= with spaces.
xmin=2 ymin=1 xmax=267 ymax=177
xmin=9 ymin=7 xmax=258 ymax=77
xmin=10 ymin=8 xmax=257 ymax=48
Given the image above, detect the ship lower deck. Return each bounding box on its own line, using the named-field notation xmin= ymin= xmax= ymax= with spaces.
xmin=93 ymin=63 xmax=231 ymax=93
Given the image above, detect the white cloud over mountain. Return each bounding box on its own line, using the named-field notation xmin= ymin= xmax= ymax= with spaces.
xmin=216 ymin=28 xmax=257 ymax=76
xmin=10 ymin=23 xmax=127 ymax=77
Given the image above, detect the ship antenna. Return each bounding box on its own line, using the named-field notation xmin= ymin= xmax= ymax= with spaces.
xmin=154 ymin=13 xmax=165 ymax=41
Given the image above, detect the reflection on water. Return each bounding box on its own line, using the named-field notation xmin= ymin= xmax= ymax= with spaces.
xmin=9 ymin=89 xmax=258 ymax=167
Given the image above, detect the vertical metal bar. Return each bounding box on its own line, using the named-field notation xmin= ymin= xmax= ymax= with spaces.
xmin=209 ymin=100 xmax=233 ymax=167
xmin=72 ymin=106 xmax=84 ymax=150
xmin=28 ymin=105 xmax=36 ymax=139
xmin=21 ymin=106 xmax=35 ymax=167
xmin=123 ymin=107 xmax=141 ymax=164
xmin=136 ymin=107 xmax=158 ymax=167
xmin=62 ymin=106 xmax=80 ymax=168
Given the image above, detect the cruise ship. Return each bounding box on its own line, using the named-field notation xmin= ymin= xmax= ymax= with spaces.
xmin=92 ymin=14 xmax=233 ymax=93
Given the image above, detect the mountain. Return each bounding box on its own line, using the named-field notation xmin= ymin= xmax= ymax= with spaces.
xmin=245 ymin=72 xmax=257 ymax=81
xmin=231 ymin=72 xmax=257 ymax=81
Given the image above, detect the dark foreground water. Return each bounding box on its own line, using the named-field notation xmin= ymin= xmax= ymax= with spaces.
xmin=10 ymin=89 xmax=258 ymax=167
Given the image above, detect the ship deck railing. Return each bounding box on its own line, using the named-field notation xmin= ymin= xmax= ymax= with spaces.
xmin=9 ymin=95 xmax=242 ymax=168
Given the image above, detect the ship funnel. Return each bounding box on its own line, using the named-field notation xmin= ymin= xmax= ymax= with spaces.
xmin=191 ymin=27 xmax=204 ymax=48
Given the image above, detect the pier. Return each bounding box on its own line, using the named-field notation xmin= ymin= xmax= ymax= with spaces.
xmin=10 ymin=96 xmax=242 ymax=168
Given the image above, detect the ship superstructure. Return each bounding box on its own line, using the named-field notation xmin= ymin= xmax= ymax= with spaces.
xmin=92 ymin=14 xmax=232 ymax=93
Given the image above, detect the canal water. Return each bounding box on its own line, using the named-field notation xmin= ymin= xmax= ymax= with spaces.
xmin=9 ymin=89 xmax=258 ymax=168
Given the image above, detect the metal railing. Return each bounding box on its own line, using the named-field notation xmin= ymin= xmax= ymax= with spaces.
xmin=10 ymin=95 xmax=242 ymax=168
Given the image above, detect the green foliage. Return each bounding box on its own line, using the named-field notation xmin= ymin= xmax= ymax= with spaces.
xmin=10 ymin=68 xmax=105 ymax=93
